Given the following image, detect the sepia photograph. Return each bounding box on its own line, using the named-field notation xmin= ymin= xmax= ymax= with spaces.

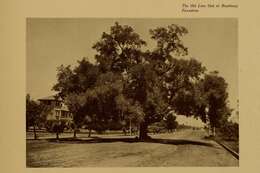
xmin=26 ymin=18 xmax=238 ymax=167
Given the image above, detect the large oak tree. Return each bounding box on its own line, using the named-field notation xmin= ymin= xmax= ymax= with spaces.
xmin=53 ymin=22 xmax=230 ymax=140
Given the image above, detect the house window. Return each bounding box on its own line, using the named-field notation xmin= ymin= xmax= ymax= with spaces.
xmin=55 ymin=110 xmax=60 ymax=116
xmin=61 ymin=111 xmax=67 ymax=118
xmin=56 ymin=101 xmax=61 ymax=107
xmin=55 ymin=110 xmax=59 ymax=120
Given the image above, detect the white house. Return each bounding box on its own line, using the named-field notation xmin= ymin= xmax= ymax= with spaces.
xmin=38 ymin=95 xmax=73 ymax=124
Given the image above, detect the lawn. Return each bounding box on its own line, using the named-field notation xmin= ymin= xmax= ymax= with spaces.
xmin=26 ymin=130 xmax=239 ymax=167
xmin=27 ymin=138 xmax=179 ymax=167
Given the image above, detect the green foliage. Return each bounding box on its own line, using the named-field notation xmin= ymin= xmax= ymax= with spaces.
xmin=148 ymin=114 xmax=178 ymax=133
xmin=199 ymin=71 xmax=231 ymax=128
xmin=93 ymin=22 xmax=146 ymax=73
xmin=53 ymin=58 xmax=100 ymax=98
xmin=164 ymin=114 xmax=178 ymax=131
xmin=45 ymin=120 xmax=71 ymax=132
xmin=148 ymin=121 xmax=166 ymax=134
xmin=115 ymin=94 xmax=144 ymax=124
xmin=165 ymin=58 xmax=206 ymax=116
xmin=147 ymin=25 xmax=206 ymax=119
xmin=149 ymin=24 xmax=188 ymax=58
xmin=26 ymin=94 xmax=50 ymax=139
xmin=219 ymin=121 xmax=239 ymax=141
xmin=26 ymin=94 xmax=44 ymax=129
xmin=52 ymin=22 xmax=232 ymax=140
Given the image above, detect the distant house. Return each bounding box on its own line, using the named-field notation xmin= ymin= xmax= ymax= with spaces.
xmin=38 ymin=95 xmax=73 ymax=129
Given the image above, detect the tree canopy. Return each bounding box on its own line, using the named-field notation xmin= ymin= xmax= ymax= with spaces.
xmin=200 ymin=71 xmax=231 ymax=128
xmin=26 ymin=94 xmax=48 ymax=139
xmin=53 ymin=22 xmax=231 ymax=140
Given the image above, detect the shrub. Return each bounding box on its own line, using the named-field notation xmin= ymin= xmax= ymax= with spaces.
xmin=219 ymin=121 xmax=239 ymax=141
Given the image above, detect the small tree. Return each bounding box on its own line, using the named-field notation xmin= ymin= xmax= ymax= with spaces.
xmin=26 ymin=94 xmax=44 ymax=139
xmin=53 ymin=59 xmax=100 ymax=138
xmin=164 ymin=114 xmax=178 ymax=132
xmin=220 ymin=121 xmax=239 ymax=141
xmin=196 ymin=71 xmax=231 ymax=136
xmin=65 ymin=93 xmax=86 ymax=138
xmin=52 ymin=120 xmax=65 ymax=140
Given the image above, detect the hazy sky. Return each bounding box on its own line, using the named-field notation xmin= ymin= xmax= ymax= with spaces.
xmin=26 ymin=18 xmax=238 ymax=121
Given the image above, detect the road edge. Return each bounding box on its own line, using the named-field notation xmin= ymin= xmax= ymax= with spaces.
xmin=215 ymin=139 xmax=239 ymax=160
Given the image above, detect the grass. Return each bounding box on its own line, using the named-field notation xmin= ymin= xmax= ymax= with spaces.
xmin=27 ymin=139 xmax=178 ymax=167
xmin=26 ymin=130 xmax=239 ymax=167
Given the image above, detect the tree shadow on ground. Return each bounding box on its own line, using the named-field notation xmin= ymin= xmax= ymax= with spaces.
xmin=47 ymin=137 xmax=215 ymax=148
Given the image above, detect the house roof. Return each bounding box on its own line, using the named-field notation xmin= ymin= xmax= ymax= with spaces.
xmin=38 ymin=95 xmax=62 ymax=101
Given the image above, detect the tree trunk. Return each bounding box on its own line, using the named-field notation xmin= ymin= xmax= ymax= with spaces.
xmin=129 ymin=119 xmax=132 ymax=136
xmin=139 ymin=122 xmax=149 ymax=140
xmin=88 ymin=128 xmax=92 ymax=137
xmin=56 ymin=132 xmax=59 ymax=140
xmin=33 ymin=125 xmax=37 ymax=140
xmin=208 ymin=121 xmax=211 ymax=136
xmin=73 ymin=129 xmax=77 ymax=138
xmin=213 ymin=126 xmax=216 ymax=137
